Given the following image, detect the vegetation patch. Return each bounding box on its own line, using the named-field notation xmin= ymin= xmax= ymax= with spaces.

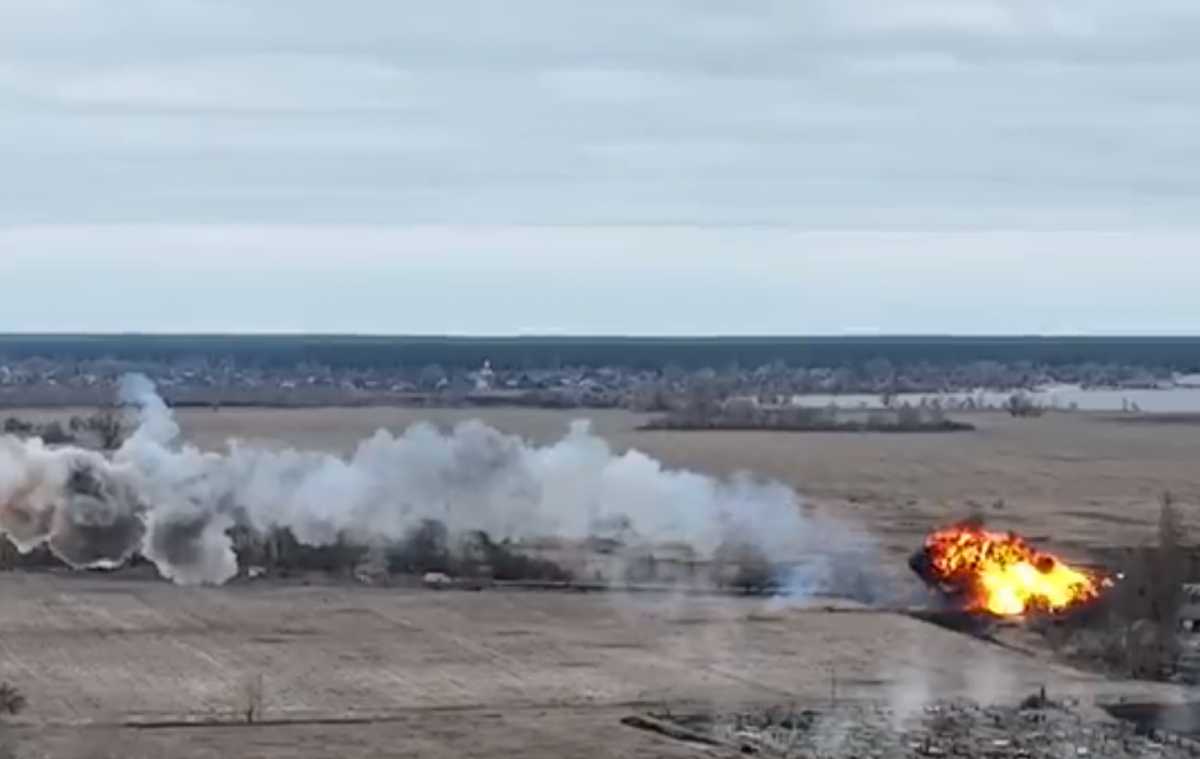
xmin=642 ymin=400 xmax=974 ymax=433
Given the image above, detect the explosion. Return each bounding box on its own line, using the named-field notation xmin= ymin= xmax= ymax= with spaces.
xmin=913 ymin=523 xmax=1109 ymax=617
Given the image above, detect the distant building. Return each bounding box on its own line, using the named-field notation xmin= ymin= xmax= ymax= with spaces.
xmin=473 ymin=360 xmax=495 ymax=391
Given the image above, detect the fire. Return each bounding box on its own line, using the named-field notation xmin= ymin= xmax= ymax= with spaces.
xmin=920 ymin=523 xmax=1108 ymax=616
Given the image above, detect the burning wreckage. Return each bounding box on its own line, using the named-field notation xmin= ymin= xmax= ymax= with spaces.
xmin=910 ymin=522 xmax=1114 ymax=619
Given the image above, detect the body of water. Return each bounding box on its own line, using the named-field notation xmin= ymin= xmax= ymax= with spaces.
xmin=791 ymin=385 xmax=1200 ymax=413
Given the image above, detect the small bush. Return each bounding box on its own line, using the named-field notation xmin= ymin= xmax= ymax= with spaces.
xmin=712 ymin=541 xmax=776 ymax=593
xmin=385 ymin=522 xmax=571 ymax=582
xmin=242 ymin=528 xmax=369 ymax=575
xmin=895 ymin=404 xmax=921 ymax=428
xmin=463 ymin=531 xmax=572 ymax=582
xmin=386 ymin=520 xmax=452 ymax=575
xmin=37 ymin=421 xmax=75 ymax=446
xmin=0 ymin=683 xmax=26 ymax=717
xmin=2 ymin=418 xmax=33 ymax=436
xmin=1004 ymin=393 xmax=1044 ymax=418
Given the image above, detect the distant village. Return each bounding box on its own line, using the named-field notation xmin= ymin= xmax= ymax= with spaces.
xmin=0 ymin=354 xmax=1193 ymax=410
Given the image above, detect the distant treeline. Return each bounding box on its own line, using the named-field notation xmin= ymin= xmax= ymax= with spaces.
xmin=1 ymin=334 xmax=1200 ymax=372
xmin=641 ymin=396 xmax=975 ymax=433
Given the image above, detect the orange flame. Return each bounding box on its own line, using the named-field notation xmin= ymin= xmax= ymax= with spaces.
xmin=922 ymin=524 xmax=1107 ymax=616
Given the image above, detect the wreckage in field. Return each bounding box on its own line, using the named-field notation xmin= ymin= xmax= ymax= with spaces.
xmin=910 ymin=522 xmax=1113 ymax=617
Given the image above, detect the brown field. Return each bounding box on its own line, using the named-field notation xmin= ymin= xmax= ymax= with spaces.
xmin=0 ymin=573 xmax=1185 ymax=758
xmin=3 ymin=407 xmax=1199 ymax=756
xmin=167 ymin=406 xmax=1200 ymax=559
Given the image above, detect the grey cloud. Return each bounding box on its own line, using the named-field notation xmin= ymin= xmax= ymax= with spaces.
xmin=0 ymin=1 xmax=1197 ymax=334
xmin=2 ymin=1 xmax=1198 ymax=226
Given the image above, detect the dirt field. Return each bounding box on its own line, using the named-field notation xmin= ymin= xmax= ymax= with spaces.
xmin=4 ymin=406 xmax=1198 ymax=756
xmin=163 ymin=406 xmax=1200 ymax=559
xmin=0 ymin=572 xmax=1184 ymax=758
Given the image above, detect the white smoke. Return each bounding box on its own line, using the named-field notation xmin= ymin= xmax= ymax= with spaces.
xmin=0 ymin=375 xmax=879 ymax=588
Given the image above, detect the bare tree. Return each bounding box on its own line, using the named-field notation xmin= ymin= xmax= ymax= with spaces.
xmin=88 ymin=408 xmax=129 ymax=451
xmin=681 ymin=378 xmax=722 ymax=427
xmin=627 ymin=381 xmax=672 ymax=412
xmin=1154 ymin=492 xmax=1187 ymax=665
xmin=926 ymin=398 xmax=946 ymax=425
xmin=240 ymin=673 xmax=265 ymax=724
xmin=863 ymin=357 xmax=895 ymax=389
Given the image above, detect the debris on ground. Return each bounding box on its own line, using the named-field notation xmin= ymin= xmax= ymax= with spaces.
xmin=627 ymin=694 xmax=1200 ymax=758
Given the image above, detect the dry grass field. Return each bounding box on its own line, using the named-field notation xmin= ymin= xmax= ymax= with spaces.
xmin=0 ymin=572 xmax=1183 ymax=758
xmin=167 ymin=406 xmax=1200 ymax=559
xmin=3 ymin=406 xmax=1199 ymax=756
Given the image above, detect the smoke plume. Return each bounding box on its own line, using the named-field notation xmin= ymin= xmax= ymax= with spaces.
xmin=0 ymin=375 xmax=878 ymax=589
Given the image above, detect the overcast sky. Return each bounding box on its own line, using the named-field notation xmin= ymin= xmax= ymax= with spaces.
xmin=1 ymin=1 xmax=1198 ymax=334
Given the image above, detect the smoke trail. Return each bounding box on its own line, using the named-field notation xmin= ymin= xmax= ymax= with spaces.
xmin=0 ymin=375 xmax=879 ymax=588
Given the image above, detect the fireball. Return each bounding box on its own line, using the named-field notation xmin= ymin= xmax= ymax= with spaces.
xmin=918 ymin=523 xmax=1108 ymax=616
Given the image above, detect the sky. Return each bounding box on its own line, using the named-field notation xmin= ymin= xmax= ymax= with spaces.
xmin=1 ymin=1 xmax=1198 ymax=334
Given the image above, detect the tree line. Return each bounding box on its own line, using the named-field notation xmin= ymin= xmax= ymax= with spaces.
xmin=3 ymin=334 xmax=1200 ymax=371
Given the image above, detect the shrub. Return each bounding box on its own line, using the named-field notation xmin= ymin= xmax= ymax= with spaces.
xmin=0 ymin=683 xmax=25 ymax=717
xmin=386 ymin=520 xmax=452 ymax=575
xmin=384 ymin=522 xmax=571 ymax=582
xmin=37 ymin=421 xmax=75 ymax=446
xmin=86 ymin=408 xmax=129 ymax=450
xmin=1004 ymin=393 xmax=1044 ymax=418
xmin=712 ymin=540 xmax=776 ymax=593
xmin=895 ymin=404 xmax=921 ymax=429
xmin=2 ymin=418 xmax=33 ymax=436
xmin=463 ymin=531 xmax=572 ymax=582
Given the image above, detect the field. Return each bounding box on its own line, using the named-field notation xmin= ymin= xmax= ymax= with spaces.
xmin=0 ymin=573 xmax=1184 ymax=759
xmin=165 ymin=406 xmax=1200 ymax=560
xmin=4 ymin=406 xmax=1200 ymax=756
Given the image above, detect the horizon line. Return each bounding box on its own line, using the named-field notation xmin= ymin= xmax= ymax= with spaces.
xmin=3 ymin=333 xmax=1200 ymax=341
